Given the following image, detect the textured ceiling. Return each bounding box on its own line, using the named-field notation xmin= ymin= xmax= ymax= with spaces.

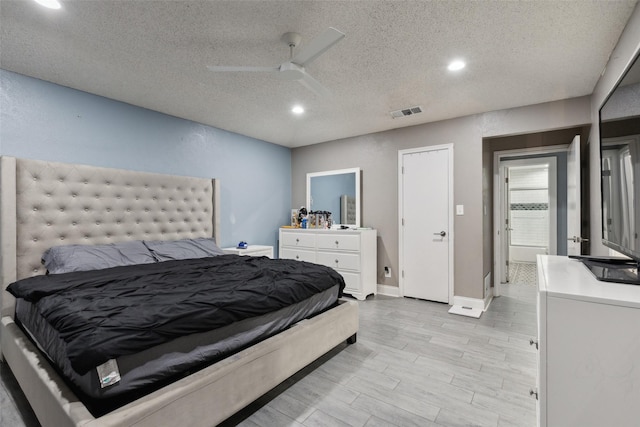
xmin=1 ymin=0 xmax=637 ymax=148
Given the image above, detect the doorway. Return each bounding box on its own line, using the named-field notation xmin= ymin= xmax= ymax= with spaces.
xmin=487 ymin=127 xmax=589 ymax=297
xmin=493 ymin=144 xmax=571 ymax=289
xmin=398 ymin=144 xmax=454 ymax=303
xmin=498 ymin=157 xmax=557 ymax=285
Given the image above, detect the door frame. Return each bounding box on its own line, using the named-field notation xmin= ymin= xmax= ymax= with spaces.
xmin=493 ymin=145 xmax=566 ymax=294
xmin=398 ymin=144 xmax=454 ymax=303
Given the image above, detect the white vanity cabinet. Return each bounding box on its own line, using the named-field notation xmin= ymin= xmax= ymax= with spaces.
xmin=536 ymin=255 xmax=640 ymax=427
xmin=279 ymin=228 xmax=377 ymax=300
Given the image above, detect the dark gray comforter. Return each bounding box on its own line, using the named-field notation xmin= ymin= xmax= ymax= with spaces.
xmin=8 ymin=255 xmax=345 ymax=375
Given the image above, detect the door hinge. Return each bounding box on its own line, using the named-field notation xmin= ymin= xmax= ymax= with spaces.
xmin=402 ymin=166 xmax=405 ymax=174
xmin=402 ymin=218 xmax=405 ymax=226
xmin=505 ymin=177 xmax=509 ymax=184
xmin=402 ymin=270 xmax=404 ymax=278
xmin=506 ymin=260 xmax=509 ymax=266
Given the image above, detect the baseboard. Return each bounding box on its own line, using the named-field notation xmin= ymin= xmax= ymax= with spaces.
xmin=377 ymin=284 xmax=400 ymax=297
xmin=483 ymin=289 xmax=494 ymax=311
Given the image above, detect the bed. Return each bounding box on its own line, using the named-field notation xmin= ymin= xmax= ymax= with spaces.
xmin=0 ymin=156 xmax=359 ymax=427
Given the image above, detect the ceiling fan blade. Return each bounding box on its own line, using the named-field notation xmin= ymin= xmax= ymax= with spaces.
xmin=291 ymin=27 xmax=345 ymax=67
xmin=207 ymin=65 xmax=278 ymax=73
xmin=298 ymin=71 xmax=331 ymax=97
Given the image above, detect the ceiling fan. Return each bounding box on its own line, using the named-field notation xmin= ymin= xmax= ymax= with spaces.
xmin=207 ymin=27 xmax=345 ymax=97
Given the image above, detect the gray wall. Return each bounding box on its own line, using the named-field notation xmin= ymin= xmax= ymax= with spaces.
xmin=590 ymin=4 xmax=640 ymax=256
xmin=293 ymin=97 xmax=591 ymax=300
xmin=0 ymin=70 xmax=292 ymax=250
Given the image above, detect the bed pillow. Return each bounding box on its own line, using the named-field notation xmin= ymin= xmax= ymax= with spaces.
xmin=42 ymin=240 xmax=156 ymax=274
xmin=143 ymin=237 xmax=225 ymax=262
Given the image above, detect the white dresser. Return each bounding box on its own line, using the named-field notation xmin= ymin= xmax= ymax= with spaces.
xmin=279 ymin=228 xmax=377 ymax=300
xmin=536 ymin=255 xmax=640 ymax=427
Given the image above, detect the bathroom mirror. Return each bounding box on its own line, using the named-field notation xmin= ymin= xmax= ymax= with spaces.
xmin=306 ymin=168 xmax=361 ymax=227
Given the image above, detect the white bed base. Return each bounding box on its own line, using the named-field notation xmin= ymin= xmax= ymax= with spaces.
xmin=0 ymin=156 xmax=358 ymax=427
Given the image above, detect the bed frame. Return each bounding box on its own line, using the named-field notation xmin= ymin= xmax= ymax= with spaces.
xmin=0 ymin=156 xmax=358 ymax=427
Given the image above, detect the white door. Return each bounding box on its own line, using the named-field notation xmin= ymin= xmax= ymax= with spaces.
xmin=399 ymin=145 xmax=452 ymax=303
xmin=567 ymin=135 xmax=582 ymax=255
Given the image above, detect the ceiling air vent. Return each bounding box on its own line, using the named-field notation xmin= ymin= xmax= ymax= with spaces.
xmin=390 ymin=106 xmax=423 ymax=118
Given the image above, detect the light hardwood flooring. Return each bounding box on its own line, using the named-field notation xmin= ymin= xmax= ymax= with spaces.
xmin=1 ymin=284 xmax=537 ymax=427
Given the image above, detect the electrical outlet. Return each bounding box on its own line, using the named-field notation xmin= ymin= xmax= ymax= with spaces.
xmin=384 ymin=266 xmax=391 ymax=278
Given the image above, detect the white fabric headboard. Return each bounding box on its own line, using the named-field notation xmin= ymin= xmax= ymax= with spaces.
xmin=0 ymin=156 xmax=220 ymax=317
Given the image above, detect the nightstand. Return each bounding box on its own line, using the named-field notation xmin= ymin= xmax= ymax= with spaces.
xmin=222 ymin=245 xmax=274 ymax=259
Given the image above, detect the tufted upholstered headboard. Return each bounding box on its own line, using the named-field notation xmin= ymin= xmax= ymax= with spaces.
xmin=0 ymin=156 xmax=220 ymax=317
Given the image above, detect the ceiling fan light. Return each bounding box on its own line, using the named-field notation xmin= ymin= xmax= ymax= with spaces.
xmin=34 ymin=0 xmax=62 ymax=9
xmin=448 ymin=60 xmax=466 ymax=71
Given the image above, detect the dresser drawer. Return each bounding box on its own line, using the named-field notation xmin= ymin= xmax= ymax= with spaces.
xmin=281 ymin=232 xmax=316 ymax=249
xmin=280 ymin=248 xmax=316 ymax=263
xmin=339 ymin=271 xmax=361 ymax=293
xmin=316 ymin=252 xmax=360 ymax=271
xmin=317 ymin=234 xmax=360 ymax=251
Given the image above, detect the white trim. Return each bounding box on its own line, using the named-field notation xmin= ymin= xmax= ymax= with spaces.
xmin=376 ymin=284 xmax=400 ymax=297
xmin=398 ymin=143 xmax=454 ymax=304
xmin=484 ymin=288 xmax=494 ymax=311
xmin=493 ymin=144 xmax=569 ymax=158
xmin=493 ymin=145 xmax=567 ymax=289
xmin=306 ymin=167 xmax=361 ymax=227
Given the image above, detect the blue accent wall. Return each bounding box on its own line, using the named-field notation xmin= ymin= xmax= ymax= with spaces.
xmin=0 ymin=70 xmax=291 ymax=249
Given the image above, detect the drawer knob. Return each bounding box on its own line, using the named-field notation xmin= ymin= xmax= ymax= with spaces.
xmin=529 ymin=339 xmax=538 ymax=350
xmin=335 ymin=259 xmax=339 ymax=264
xmin=296 ymin=238 xmax=299 ymax=243
xmin=335 ymin=240 xmax=339 ymax=245
xmin=296 ymin=255 xmax=299 ymax=260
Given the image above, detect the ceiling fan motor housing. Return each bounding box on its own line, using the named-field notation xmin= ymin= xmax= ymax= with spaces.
xmin=277 ymin=62 xmax=305 ymax=80
xmin=281 ymin=32 xmax=302 ymax=48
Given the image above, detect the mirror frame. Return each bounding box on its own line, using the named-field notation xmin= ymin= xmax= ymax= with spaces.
xmin=306 ymin=167 xmax=361 ymax=227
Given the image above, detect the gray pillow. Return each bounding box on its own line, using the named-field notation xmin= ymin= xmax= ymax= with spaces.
xmin=143 ymin=238 xmax=225 ymax=262
xmin=42 ymin=241 xmax=156 ymax=274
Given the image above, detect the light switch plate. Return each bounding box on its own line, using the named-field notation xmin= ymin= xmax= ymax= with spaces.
xmin=456 ymin=204 xmax=464 ymax=215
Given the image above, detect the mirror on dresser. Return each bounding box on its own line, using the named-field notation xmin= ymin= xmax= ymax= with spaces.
xmin=306 ymin=168 xmax=361 ymax=227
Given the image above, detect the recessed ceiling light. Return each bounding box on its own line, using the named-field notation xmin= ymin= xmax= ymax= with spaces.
xmin=292 ymin=105 xmax=304 ymax=115
xmin=34 ymin=0 xmax=62 ymax=9
xmin=448 ymin=60 xmax=466 ymax=71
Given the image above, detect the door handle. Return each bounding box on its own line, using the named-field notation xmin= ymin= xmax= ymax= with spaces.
xmin=433 ymin=231 xmax=446 ymax=237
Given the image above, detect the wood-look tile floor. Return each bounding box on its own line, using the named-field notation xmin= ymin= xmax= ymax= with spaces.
xmin=1 ymin=284 xmax=537 ymax=427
